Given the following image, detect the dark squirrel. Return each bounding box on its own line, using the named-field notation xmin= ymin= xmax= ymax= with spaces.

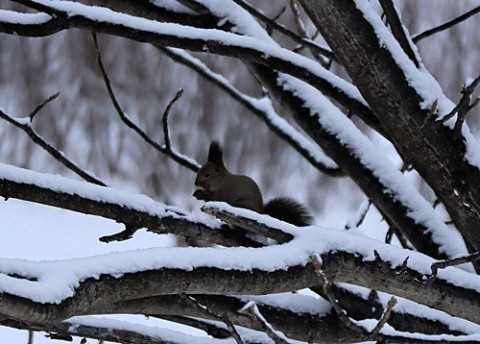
xmin=193 ymin=141 xmax=313 ymax=226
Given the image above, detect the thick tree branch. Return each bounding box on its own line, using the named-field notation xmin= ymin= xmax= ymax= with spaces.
xmin=0 ymin=164 xmax=258 ymax=247
xmin=299 ymin=0 xmax=480 ymax=258
xmin=0 ymin=0 xmax=376 ymax=133
xmin=2 ymin=242 xmax=480 ymax=341
xmin=160 ymin=47 xmax=345 ymax=177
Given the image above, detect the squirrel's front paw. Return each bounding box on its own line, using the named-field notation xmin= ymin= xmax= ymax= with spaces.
xmin=193 ymin=189 xmax=210 ymax=200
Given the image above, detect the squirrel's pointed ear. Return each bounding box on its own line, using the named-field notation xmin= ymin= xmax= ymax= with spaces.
xmin=208 ymin=141 xmax=223 ymax=164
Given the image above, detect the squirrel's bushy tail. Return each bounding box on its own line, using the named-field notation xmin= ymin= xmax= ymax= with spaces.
xmin=263 ymin=197 xmax=314 ymax=227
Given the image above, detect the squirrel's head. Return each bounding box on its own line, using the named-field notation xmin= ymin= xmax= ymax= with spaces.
xmin=195 ymin=141 xmax=226 ymax=190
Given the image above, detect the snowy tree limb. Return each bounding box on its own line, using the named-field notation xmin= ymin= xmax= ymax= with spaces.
xmin=299 ymin=0 xmax=480 ymax=262
xmin=1 ymin=237 xmax=480 ymax=342
xmin=247 ymin=63 xmax=453 ymax=260
xmin=0 ymin=164 xmax=257 ymax=247
xmin=0 ymin=0 xmax=376 ymax=135
xmin=0 ymin=173 xmax=480 ymax=341
xmin=159 ymin=47 xmax=344 ymax=177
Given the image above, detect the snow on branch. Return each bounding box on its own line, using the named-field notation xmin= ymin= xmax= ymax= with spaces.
xmin=160 ymin=47 xmax=344 ymax=177
xmin=299 ymin=0 xmax=480 ymax=268
xmin=0 ymin=97 xmax=107 ymax=186
xmin=0 ymin=0 xmax=373 ymax=125
xmin=0 ymin=163 xmax=259 ymax=246
xmin=0 ymin=200 xmax=480 ymax=341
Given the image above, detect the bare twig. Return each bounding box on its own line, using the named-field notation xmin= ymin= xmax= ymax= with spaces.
xmin=420 ymin=99 xmax=438 ymax=128
xmin=0 ymin=106 xmax=106 ymax=186
xmin=310 ymin=255 xmax=365 ymax=335
xmin=289 ymin=0 xmax=331 ymax=67
xmin=160 ymin=47 xmax=345 ymax=177
xmin=157 ymin=315 xmax=231 ymax=339
xmin=266 ymin=4 xmax=287 ymax=36
xmin=180 ymin=295 xmax=245 ymax=344
xmin=429 ymin=251 xmax=480 ymax=281
xmin=441 ymin=75 xmax=480 ymax=137
xmin=162 ymin=88 xmax=184 ymax=152
xmin=29 ymin=91 xmax=59 ymax=122
xmin=239 ymin=302 xmax=291 ymax=344
xmin=28 ymin=330 xmax=34 ymax=344
xmin=379 ymin=0 xmax=419 ymax=68
xmin=99 ymin=224 xmax=137 ymax=243
xmin=272 ymin=4 xmax=287 ymax=21
xmin=413 ymin=5 xmax=480 ymax=43
xmin=345 ymin=199 xmax=371 ymax=230
xmin=371 ymin=296 xmax=397 ymax=335
xmin=92 ymin=33 xmax=200 ymax=172
xmin=230 ymin=0 xmax=334 ymax=59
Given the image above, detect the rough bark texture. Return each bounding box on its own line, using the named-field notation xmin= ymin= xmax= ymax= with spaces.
xmin=299 ymin=0 xmax=480 ymax=254
xmin=1 ymin=1 xmax=480 ymax=343
xmin=247 ymin=63 xmax=448 ymax=258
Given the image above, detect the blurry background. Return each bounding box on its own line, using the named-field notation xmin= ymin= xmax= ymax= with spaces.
xmin=0 ymin=0 xmax=479 ymax=229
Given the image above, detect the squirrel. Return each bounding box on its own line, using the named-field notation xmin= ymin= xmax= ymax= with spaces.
xmin=193 ymin=141 xmax=313 ymax=227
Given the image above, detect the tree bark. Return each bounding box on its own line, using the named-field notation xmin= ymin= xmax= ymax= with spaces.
xmin=299 ymin=0 xmax=480 ymax=254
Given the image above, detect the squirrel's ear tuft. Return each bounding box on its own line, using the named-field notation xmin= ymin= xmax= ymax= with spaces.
xmin=208 ymin=141 xmax=224 ymax=164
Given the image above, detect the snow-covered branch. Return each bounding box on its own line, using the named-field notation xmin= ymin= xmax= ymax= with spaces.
xmin=0 ymin=0 xmax=374 ymax=128
xmin=0 ymin=196 xmax=480 ymax=340
xmin=299 ymin=0 xmax=480 ymax=262
xmin=2 ymin=0 xmax=480 ymax=342
xmin=0 ymin=163 xmax=255 ymax=247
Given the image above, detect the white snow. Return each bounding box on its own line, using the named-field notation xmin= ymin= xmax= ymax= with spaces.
xmin=1 ymin=199 xmax=478 ymax=305
xmin=2 ymin=1 xmax=480 ymax=343
xmin=354 ymin=0 xmax=480 ymax=170
xmin=0 ymin=162 xmax=184 ymax=219
xmin=0 ymin=10 xmax=51 ymax=25
xmin=23 ymin=0 xmax=366 ymax=111
xmin=278 ymin=75 xmax=470 ymax=261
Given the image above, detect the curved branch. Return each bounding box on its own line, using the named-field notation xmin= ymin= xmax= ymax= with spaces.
xmin=0 ymin=0 xmax=374 ymax=130
xmin=0 ymin=107 xmax=106 ymax=186
xmin=92 ymin=33 xmax=200 ymax=172
xmin=0 ymin=163 xmax=257 ymax=247
xmin=2 ymin=239 xmax=480 ymax=340
xmin=159 ymin=47 xmax=344 ymax=177
xmin=413 ymin=5 xmax=480 ymax=43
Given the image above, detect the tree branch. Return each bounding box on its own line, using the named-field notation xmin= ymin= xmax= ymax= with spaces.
xmin=92 ymin=33 xmax=200 ymax=172
xmin=299 ymin=0 xmax=480 ymax=260
xmin=413 ymin=5 xmax=480 ymax=43
xmin=0 ymin=163 xmax=257 ymax=247
xmin=0 ymin=105 xmax=106 ymax=186
xmin=160 ymin=47 xmax=345 ymax=177
xmin=379 ymin=0 xmax=420 ymax=68
xmin=1 ymin=0 xmax=375 ymax=133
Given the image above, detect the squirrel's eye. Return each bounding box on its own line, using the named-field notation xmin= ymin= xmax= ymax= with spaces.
xmin=204 ymin=172 xmax=210 ymax=178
